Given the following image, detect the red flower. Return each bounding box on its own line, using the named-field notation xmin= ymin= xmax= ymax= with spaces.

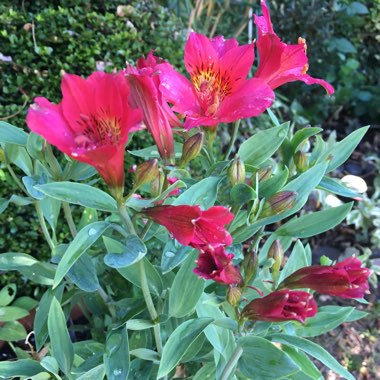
xmin=280 ymin=257 xmax=371 ymax=299
xmin=126 ymin=52 xmax=179 ymax=163
xmin=143 ymin=205 xmax=234 ymax=249
xmin=254 ymin=0 xmax=334 ymax=94
xmin=194 ymin=246 xmax=242 ymax=285
xmin=26 ymin=72 xmax=141 ymax=197
xmin=158 ymin=33 xmax=275 ymax=129
xmin=242 ymin=289 xmax=317 ymax=323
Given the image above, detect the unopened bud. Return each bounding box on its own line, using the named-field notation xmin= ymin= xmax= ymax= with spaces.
xmin=180 ymin=132 xmax=204 ymax=166
xmin=134 ymin=159 xmax=159 ymax=189
xmin=257 ymin=166 xmax=273 ymax=182
xmin=150 ymin=168 xmax=165 ymax=197
xmin=261 ymin=191 xmax=297 ymax=217
xmin=228 ymin=157 xmax=246 ymax=186
xmin=268 ymin=240 xmax=284 ymax=280
xmin=242 ymin=251 xmax=258 ymax=284
xmin=227 ymin=286 xmax=242 ymax=307
xmin=294 ymin=151 xmax=308 ymax=172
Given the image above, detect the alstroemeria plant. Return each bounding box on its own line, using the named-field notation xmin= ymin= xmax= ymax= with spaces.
xmin=0 ymin=1 xmax=372 ymax=379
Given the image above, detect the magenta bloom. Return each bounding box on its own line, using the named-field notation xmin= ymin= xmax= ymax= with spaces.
xmin=26 ymin=72 xmax=141 ymax=196
xmin=194 ymin=246 xmax=243 ymax=285
xmin=242 ymin=289 xmax=317 ymax=323
xmin=158 ymin=33 xmax=275 ymax=129
xmin=143 ymin=205 xmax=234 ymax=249
xmin=280 ymin=257 xmax=371 ymax=299
xmin=254 ymin=0 xmax=334 ymax=94
xmin=126 ymin=52 xmax=179 ymax=163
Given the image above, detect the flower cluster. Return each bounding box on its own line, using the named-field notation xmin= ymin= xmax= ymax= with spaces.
xmin=25 ymin=0 xmax=371 ymax=328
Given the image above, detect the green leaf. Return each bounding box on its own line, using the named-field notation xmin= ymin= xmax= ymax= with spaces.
xmin=130 ymin=348 xmax=160 ymax=362
xmin=5 ymin=144 xmax=33 ymax=175
xmin=193 ymin=362 xmax=216 ymax=380
xmin=157 ymin=317 xmax=213 ymax=378
xmin=276 ymin=203 xmax=353 ymax=238
xmin=12 ymin=296 xmax=38 ymax=311
xmin=318 ymin=176 xmax=361 ymax=199
xmin=40 ymin=356 xmax=60 ymax=378
xmin=281 ymin=345 xmax=322 ymax=380
xmin=0 ymin=359 xmax=44 ymax=379
xmin=161 ymin=241 xmax=193 ymax=274
xmin=295 ymin=307 xmax=355 ymax=337
xmin=104 ymin=234 xmax=147 ymax=268
xmin=238 ymin=122 xmax=289 ymax=166
xmin=317 ymin=126 xmax=369 ymax=172
xmin=0 ymin=306 xmax=29 ymax=322
xmin=48 ymin=297 xmax=74 ymax=375
xmin=117 ymin=257 xmax=163 ymax=296
xmin=291 ymin=127 xmax=323 ymax=152
xmin=238 ymin=336 xmax=300 ymax=380
xmin=169 ymin=251 xmax=204 ymax=318
xmin=278 ymin=240 xmax=309 ymax=284
xmin=77 ymin=364 xmax=105 ymax=380
xmin=53 ymin=221 xmax=110 ymax=289
xmin=129 ymin=142 xmax=183 ymax=159
xmin=269 ymin=334 xmax=355 ymax=380
xmin=0 ymin=121 xmax=28 ymax=146
xmin=104 ymin=325 xmax=129 ymax=380
xmin=26 ymin=132 xmax=45 ymax=160
xmin=126 ymin=319 xmax=155 ymax=331
xmin=173 ymin=176 xmax=221 ymax=208
xmin=318 ymin=306 xmax=368 ymax=322
xmin=67 ymin=253 xmax=100 ymax=292
xmin=35 ymin=182 xmax=118 ymax=212
xmin=259 ymin=167 xmax=289 ymax=198
xmin=230 ymin=183 xmax=256 ymax=205
xmin=0 ymin=284 xmax=17 ymax=306
xmin=0 ymin=321 xmax=27 ymax=341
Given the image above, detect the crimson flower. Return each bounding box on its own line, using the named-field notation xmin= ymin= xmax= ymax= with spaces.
xmin=242 ymin=289 xmax=317 ymax=323
xmin=194 ymin=246 xmax=243 ymax=285
xmin=27 ymin=72 xmax=141 ymax=197
xmin=280 ymin=257 xmax=371 ymax=299
xmin=158 ymin=33 xmax=275 ymax=129
xmin=125 ymin=52 xmax=179 ymax=163
xmin=143 ymin=205 xmax=234 ymax=249
xmin=254 ymin=0 xmax=334 ymax=94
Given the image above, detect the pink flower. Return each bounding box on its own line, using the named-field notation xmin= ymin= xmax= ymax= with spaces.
xmin=280 ymin=257 xmax=371 ymax=299
xmin=26 ymin=72 xmax=141 ymax=196
xmin=158 ymin=33 xmax=275 ymax=129
xmin=143 ymin=205 xmax=234 ymax=249
xmin=194 ymin=246 xmax=243 ymax=285
xmin=126 ymin=52 xmax=179 ymax=163
xmin=254 ymin=0 xmax=334 ymax=94
xmin=242 ymin=289 xmax=317 ymax=323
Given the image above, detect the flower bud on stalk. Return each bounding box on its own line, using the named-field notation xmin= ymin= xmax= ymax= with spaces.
xmin=150 ymin=168 xmax=165 ymax=197
xmin=134 ymin=159 xmax=159 ymax=189
xmin=227 ymin=286 xmax=242 ymax=307
xmin=294 ymin=151 xmax=308 ymax=172
xmin=228 ymin=157 xmax=246 ymax=186
xmin=180 ymin=132 xmax=204 ymax=166
xmin=257 ymin=166 xmax=273 ymax=182
xmin=261 ymin=191 xmax=297 ymax=217
xmin=242 ymin=251 xmax=258 ymax=285
xmin=268 ymin=240 xmax=284 ymax=281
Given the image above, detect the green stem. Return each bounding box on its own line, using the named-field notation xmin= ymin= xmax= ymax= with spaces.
xmin=205 ymin=127 xmax=216 ymax=164
xmin=118 ymin=202 xmax=136 ymax=234
xmin=45 ymin=143 xmax=61 ymax=179
xmin=138 ymin=258 xmax=163 ymax=355
xmin=6 ymin=164 xmax=28 ymax=195
xmin=35 ymin=202 xmax=55 ymax=250
xmin=224 ymin=120 xmax=240 ymax=161
xmin=62 ymin=202 xmax=77 ymax=237
xmin=220 ymin=345 xmax=243 ymax=380
xmin=140 ymin=220 xmax=154 ymax=241
xmin=97 ymin=286 xmax=117 ymax=321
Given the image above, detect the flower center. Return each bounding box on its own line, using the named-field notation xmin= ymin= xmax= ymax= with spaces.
xmin=74 ymin=113 xmax=122 ymax=150
xmin=191 ymin=66 xmax=231 ymax=116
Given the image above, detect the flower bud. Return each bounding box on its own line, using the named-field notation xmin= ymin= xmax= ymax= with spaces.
xmin=294 ymin=151 xmax=308 ymax=172
xmin=242 ymin=251 xmax=258 ymax=284
xmin=134 ymin=159 xmax=159 ymax=189
xmin=257 ymin=166 xmax=273 ymax=182
xmin=228 ymin=157 xmax=246 ymax=186
xmin=150 ymin=168 xmax=165 ymax=197
xmin=268 ymin=240 xmax=284 ymax=280
xmin=227 ymin=286 xmax=242 ymax=307
xmin=180 ymin=132 xmax=204 ymax=166
xmin=261 ymin=191 xmax=297 ymax=217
